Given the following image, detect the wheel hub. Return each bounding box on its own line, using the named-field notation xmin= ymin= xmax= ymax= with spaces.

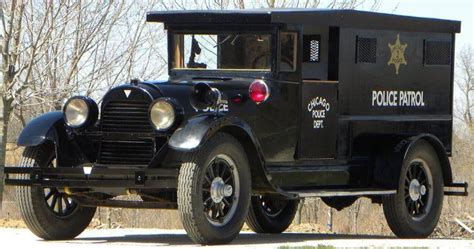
xmin=202 ymin=155 xmax=240 ymax=227
xmin=403 ymin=159 xmax=434 ymax=220
xmin=210 ymin=177 xmax=233 ymax=203
xmin=408 ymin=178 xmax=427 ymax=201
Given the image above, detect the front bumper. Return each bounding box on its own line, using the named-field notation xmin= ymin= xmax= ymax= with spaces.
xmin=3 ymin=166 xmax=178 ymax=189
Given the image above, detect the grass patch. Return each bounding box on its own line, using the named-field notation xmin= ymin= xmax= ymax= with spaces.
xmin=279 ymin=246 xmax=428 ymax=249
xmin=278 ymin=245 xmax=335 ymax=249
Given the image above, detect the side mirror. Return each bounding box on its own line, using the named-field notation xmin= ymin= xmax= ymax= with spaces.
xmin=190 ymin=83 xmax=222 ymax=111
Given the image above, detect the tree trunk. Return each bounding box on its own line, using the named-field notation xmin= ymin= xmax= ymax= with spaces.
xmin=307 ymin=198 xmax=319 ymax=224
xmin=351 ymin=200 xmax=361 ymax=234
xmin=0 ymin=97 xmax=11 ymax=168
xmin=294 ymin=198 xmax=305 ymax=225
xmin=327 ymin=207 xmax=333 ymax=232
xmin=106 ymin=208 xmax=112 ymax=228
xmin=0 ymin=98 xmax=5 ymax=207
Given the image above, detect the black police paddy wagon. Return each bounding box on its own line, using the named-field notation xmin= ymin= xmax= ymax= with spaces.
xmin=0 ymin=9 xmax=468 ymax=245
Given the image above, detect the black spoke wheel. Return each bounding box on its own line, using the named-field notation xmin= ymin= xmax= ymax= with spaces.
xmin=16 ymin=143 xmax=96 ymax=240
xmin=246 ymin=194 xmax=299 ymax=234
xmin=403 ymin=159 xmax=433 ymax=220
xmin=43 ymin=188 xmax=77 ymax=217
xmin=383 ymin=140 xmax=443 ymax=238
xmin=43 ymin=159 xmax=78 ymax=218
xmin=178 ymin=133 xmax=251 ymax=245
xmin=259 ymin=195 xmax=289 ymax=217
xmin=202 ymin=155 xmax=240 ymax=226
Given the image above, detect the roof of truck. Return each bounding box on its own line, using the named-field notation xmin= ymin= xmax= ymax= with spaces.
xmin=146 ymin=9 xmax=461 ymax=33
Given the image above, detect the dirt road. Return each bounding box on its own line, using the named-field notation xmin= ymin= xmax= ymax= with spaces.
xmin=0 ymin=228 xmax=472 ymax=248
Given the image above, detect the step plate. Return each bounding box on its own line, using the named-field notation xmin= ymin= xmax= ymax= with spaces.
xmin=288 ymin=189 xmax=397 ymax=198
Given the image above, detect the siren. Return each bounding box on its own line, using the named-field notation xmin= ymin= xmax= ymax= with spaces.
xmin=190 ymin=82 xmax=222 ymax=111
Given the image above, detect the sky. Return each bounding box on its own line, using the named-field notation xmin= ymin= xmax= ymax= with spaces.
xmin=377 ymin=0 xmax=474 ymax=50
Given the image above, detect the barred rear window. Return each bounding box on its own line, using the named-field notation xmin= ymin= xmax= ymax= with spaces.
xmin=424 ymin=40 xmax=452 ymax=66
xmin=303 ymin=35 xmax=321 ymax=63
xmin=356 ymin=37 xmax=377 ymax=64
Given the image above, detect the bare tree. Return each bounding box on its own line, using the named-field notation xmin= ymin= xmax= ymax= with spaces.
xmin=349 ymin=199 xmax=362 ymax=234
xmin=1 ymin=0 xmax=167 ymax=166
xmin=327 ymin=206 xmax=333 ymax=231
xmin=294 ymin=199 xmax=305 ymax=224
xmin=455 ymin=45 xmax=474 ymax=132
xmin=161 ymin=0 xmax=381 ymax=10
xmin=0 ymin=0 xmax=27 ymax=169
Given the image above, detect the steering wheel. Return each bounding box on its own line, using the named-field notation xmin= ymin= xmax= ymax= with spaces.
xmin=251 ymin=53 xmax=294 ymax=70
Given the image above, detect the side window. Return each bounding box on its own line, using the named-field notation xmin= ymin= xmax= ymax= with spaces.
xmin=424 ymin=40 xmax=451 ymax=66
xmin=303 ymin=35 xmax=321 ymax=63
xmin=356 ymin=36 xmax=377 ymax=64
xmin=280 ymin=32 xmax=297 ymax=72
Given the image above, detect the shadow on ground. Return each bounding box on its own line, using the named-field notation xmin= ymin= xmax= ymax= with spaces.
xmin=72 ymin=232 xmax=394 ymax=246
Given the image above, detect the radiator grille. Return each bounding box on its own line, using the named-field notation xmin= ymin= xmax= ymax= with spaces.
xmin=101 ymin=100 xmax=152 ymax=133
xmin=98 ymin=139 xmax=155 ymax=165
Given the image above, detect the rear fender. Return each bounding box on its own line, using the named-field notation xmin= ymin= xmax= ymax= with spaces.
xmin=405 ymin=134 xmax=453 ymax=185
xmin=374 ymin=133 xmax=452 ymax=188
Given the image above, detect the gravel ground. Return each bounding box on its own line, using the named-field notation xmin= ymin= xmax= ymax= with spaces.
xmin=0 ymin=228 xmax=473 ymax=249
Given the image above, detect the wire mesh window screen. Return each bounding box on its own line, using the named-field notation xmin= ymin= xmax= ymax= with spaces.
xmin=303 ymin=35 xmax=321 ymax=63
xmin=424 ymin=41 xmax=451 ymax=66
xmin=357 ymin=37 xmax=377 ymax=63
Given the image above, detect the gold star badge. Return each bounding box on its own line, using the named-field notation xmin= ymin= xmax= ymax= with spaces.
xmin=388 ymin=34 xmax=408 ymax=75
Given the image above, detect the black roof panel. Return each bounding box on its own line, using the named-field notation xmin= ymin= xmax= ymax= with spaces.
xmin=146 ymin=9 xmax=461 ymax=33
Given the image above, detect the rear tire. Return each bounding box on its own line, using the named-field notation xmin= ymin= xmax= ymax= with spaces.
xmin=246 ymin=195 xmax=299 ymax=234
xmin=177 ymin=133 xmax=251 ymax=245
xmin=382 ymin=140 xmax=444 ymax=238
xmin=16 ymin=143 xmax=96 ymax=240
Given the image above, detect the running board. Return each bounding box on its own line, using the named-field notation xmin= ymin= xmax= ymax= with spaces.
xmin=288 ymin=188 xmax=397 ymax=198
xmin=73 ymin=197 xmax=177 ymax=209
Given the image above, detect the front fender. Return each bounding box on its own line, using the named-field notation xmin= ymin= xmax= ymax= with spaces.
xmin=169 ymin=114 xmax=255 ymax=152
xmin=17 ymin=111 xmax=64 ymax=146
xmin=168 ymin=114 xmax=295 ymax=197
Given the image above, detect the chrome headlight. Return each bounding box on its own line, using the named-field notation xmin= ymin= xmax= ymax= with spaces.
xmin=149 ymin=98 xmax=182 ymax=131
xmin=63 ymin=96 xmax=98 ymax=129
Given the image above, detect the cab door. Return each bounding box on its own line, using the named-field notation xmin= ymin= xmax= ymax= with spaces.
xmin=255 ymin=30 xmax=301 ymax=163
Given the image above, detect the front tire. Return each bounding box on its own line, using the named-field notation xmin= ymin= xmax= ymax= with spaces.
xmin=177 ymin=133 xmax=251 ymax=245
xmin=382 ymin=140 xmax=444 ymax=238
xmin=16 ymin=143 xmax=96 ymax=240
xmin=246 ymin=195 xmax=299 ymax=234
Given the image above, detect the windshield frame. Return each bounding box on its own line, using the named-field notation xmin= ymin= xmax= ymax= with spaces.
xmin=167 ymin=25 xmax=278 ymax=77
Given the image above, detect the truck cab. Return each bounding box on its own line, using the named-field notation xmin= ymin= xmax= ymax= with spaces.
xmin=2 ymin=9 xmax=467 ymax=245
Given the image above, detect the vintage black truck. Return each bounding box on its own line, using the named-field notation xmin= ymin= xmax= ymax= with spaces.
xmin=0 ymin=9 xmax=468 ymax=244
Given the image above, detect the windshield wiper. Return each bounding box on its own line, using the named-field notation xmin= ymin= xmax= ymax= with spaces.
xmin=213 ymin=35 xmax=240 ymax=48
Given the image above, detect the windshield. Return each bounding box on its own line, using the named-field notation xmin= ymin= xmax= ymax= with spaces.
xmin=172 ymin=32 xmax=272 ymax=71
